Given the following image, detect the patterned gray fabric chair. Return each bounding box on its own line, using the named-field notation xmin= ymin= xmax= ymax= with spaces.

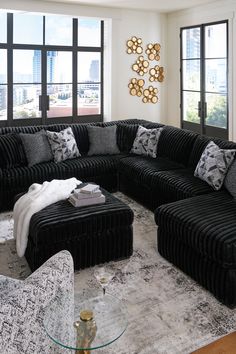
xmin=0 ymin=250 xmax=74 ymax=354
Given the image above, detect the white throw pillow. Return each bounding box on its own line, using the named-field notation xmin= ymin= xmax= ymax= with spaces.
xmin=130 ymin=125 xmax=163 ymax=158
xmin=46 ymin=127 xmax=81 ymax=163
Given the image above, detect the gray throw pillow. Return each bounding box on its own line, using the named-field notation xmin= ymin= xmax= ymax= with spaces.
xmin=194 ymin=141 xmax=236 ymax=190
xmin=224 ymin=159 xmax=236 ymax=198
xmin=46 ymin=127 xmax=81 ymax=163
xmin=87 ymin=125 xmax=120 ymax=156
xmin=20 ymin=130 xmax=53 ymax=167
xmin=130 ymin=125 xmax=163 ymax=158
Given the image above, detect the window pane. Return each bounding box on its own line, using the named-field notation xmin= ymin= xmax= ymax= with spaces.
xmin=78 ymin=19 xmax=101 ymax=47
xmin=13 ymin=84 xmax=41 ymax=119
xmin=0 ymin=49 xmax=7 ymax=84
xmin=0 ymin=12 xmax=7 ymax=43
xmin=13 ymin=13 xmax=43 ymax=44
xmin=182 ymin=27 xmax=200 ymax=59
xmin=78 ymin=52 xmax=100 ymax=82
xmin=182 ymin=60 xmax=200 ymax=91
xmin=78 ymin=83 xmax=100 ymax=115
xmin=0 ymin=86 xmax=7 ymax=120
xmin=205 ymin=93 xmax=227 ymax=129
xmin=14 ymin=50 xmax=41 ymax=83
xmin=47 ymin=84 xmax=72 ymax=118
xmin=205 ymin=59 xmax=227 ymax=93
xmin=183 ymin=91 xmax=200 ymax=123
xmin=47 ymin=51 xmax=72 ymax=84
xmin=45 ymin=15 xmax=72 ymax=46
xmin=205 ymin=23 xmax=227 ymax=58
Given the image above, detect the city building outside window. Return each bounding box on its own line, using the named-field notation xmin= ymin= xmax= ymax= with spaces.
xmin=0 ymin=11 xmax=103 ymax=126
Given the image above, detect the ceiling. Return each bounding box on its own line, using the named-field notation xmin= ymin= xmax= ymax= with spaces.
xmin=41 ymin=0 xmax=218 ymax=13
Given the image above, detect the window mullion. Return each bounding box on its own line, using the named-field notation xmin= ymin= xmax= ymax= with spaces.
xmin=73 ymin=18 xmax=78 ymax=122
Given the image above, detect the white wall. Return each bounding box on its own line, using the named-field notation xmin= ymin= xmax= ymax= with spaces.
xmin=167 ymin=0 xmax=236 ymax=140
xmin=0 ymin=0 xmax=167 ymax=124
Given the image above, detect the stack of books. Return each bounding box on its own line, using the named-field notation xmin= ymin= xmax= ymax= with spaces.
xmin=69 ymin=183 xmax=105 ymax=207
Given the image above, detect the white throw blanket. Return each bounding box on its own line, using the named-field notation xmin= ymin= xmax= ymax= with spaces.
xmin=13 ymin=178 xmax=81 ymax=257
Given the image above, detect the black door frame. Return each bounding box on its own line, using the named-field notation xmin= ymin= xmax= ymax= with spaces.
xmin=180 ymin=20 xmax=228 ymax=139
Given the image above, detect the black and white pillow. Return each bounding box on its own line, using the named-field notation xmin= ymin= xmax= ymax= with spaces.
xmin=46 ymin=127 xmax=81 ymax=163
xmin=194 ymin=141 xmax=236 ymax=190
xmin=130 ymin=125 xmax=163 ymax=158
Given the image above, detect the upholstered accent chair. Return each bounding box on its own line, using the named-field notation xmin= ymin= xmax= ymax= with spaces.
xmin=0 ymin=250 xmax=74 ymax=354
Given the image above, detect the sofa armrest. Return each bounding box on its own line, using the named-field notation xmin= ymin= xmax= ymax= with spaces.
xmin=0 ymin=250 xmax=74 ymax=354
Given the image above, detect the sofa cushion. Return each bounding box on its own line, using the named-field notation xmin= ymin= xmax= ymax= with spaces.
xmin=224 ymin=159 xmax=236 ymax=198
xmin=155 ymin=191 xmax=236 ymax=267
xmin=156 ymin=126 xmax=198 ymax=166
xmin=47 ymin=127 xmax=81 ymax=163
xmin=116 ymin=124 xmax=139 ymax=153
xmin=0 ymin=133 xmax=26 ymax=169
xmin=150 ymin=168 xmax=214 ymax=204
xmin=194 ymin=141 xmax=235 ymax=190
xmin=61 ymin=154 xmax=124 ymax=178
xmin=130 ymin=126 xmax=163 ymax=158
xmin=87 ymin=125 xmax=120 ymax=156
xmin=20 ymin=130 xmax=53 ymax=167
xmin=118 ymin=156 xmax=184 ymax=186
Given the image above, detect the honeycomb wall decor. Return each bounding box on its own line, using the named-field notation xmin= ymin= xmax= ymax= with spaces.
xmin=145 ymin=43 xmax=161 ymax=61
xmin=142 ymin=86 xmax=158 ymax=104
xmin=128 ymin=78 xmax=145 ymax=97
xmin=127 ymin=37 xmax=164 ymax=104
xmin=126 ymin=36 xmax=143 ymax=54
xmin=132 ymin=56 xmax=149 ymax=76
xmin=149 ymin=65 xmax=164 ymax=82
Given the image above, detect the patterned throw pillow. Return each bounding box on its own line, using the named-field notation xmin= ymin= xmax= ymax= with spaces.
xmin=46 ymin=127 xmax=81 ymax=163
xmin=194 ymin=141 xmax=236 ymax=190
xmin=130 ymin=125 xmax=163 ymax=158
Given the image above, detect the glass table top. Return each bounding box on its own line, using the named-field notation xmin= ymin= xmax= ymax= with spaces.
xmin=43 ymin=291 xmax=128 ymax=351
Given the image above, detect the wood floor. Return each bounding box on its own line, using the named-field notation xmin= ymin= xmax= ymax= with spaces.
xmin=192 ymin=332 xmax=236 ymax=353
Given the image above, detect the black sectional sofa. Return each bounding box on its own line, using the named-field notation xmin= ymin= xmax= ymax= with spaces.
xmin=1 ymin=118 xmax=236 ymax=306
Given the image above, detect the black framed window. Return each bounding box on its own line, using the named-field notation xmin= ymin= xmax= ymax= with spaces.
xmin=0 ymin=11 xmax=104 ymax=126
xmin=180 ymin=20 xmax=228 ymax=139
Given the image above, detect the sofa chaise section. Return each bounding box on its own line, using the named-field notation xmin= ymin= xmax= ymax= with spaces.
xmin=155 ymin=191 xmax=236 ymax=306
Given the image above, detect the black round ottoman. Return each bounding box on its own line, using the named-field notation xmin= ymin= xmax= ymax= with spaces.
xmin=25 ymin=189 xmax=134 ymax=271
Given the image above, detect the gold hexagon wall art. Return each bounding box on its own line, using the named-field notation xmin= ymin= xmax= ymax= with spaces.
xmin=127 ymin=37 xmax=164 ymax=103
xmin=126 ymin=36 xmax=143 ymax=54
xmin=128 ymin=78 xmax=145 ymax=97
xmin=145 ymin=43 xmax=161 ymax=61
xmin=142 ymin=86 xmax=158 ymax=104
xmin=149 ymin=65 xmax=164 ymax=82
xmin=132 ymin=56 xmax=149 ymax=76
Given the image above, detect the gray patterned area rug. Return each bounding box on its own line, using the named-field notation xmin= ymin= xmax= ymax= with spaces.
xmin=0 ymin=193 xmax=236 ymax=354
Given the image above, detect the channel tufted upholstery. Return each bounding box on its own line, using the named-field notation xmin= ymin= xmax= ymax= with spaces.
xmin=155 ymin=191 xmax=236 ymax=306
xmin=25 ymin=189 xmax=134 ymax=271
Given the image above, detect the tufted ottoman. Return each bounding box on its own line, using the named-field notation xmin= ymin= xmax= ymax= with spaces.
xmin=25 ymin=189 xmax=134 ymax=271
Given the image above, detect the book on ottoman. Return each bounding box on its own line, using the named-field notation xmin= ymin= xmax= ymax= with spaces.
xmin=74 ymin=189 xmax=102 ymax=200
xmin=79 ymin=183 xmax=100 ymax=194
xmin=68 ymin=193 xmax=105 ymax=207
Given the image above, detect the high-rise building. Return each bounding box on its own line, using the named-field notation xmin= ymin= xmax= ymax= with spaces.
xmin=33 ymin=50 xmax=57 ymax=83
xmin=47 ymin=51 xmax=57 ymax=83
xmin=33 ymin=50 xmax=41 ymax=83
xmin=0 ymin=86 xmax=7 ymax=110
xmin=89 ymin=60 xmax=99 ymax=82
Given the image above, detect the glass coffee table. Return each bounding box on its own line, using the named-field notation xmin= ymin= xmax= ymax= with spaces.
xmin=43 ymin=291 xmax=128 ymax=353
